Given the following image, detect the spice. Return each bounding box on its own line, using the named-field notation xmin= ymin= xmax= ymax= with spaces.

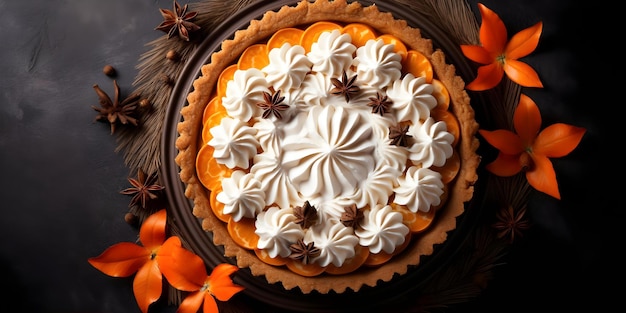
xmin=389 ymin=123 xmax=412 ymax=147
xmin=166 ymin=49 xmax=179 ymax=61
xmin=492 ymin=205 xmax=530 ymax=243
xmin=330 ymin=71 xmax=360 ymax=102
xmin=120 ymin=169 xmax=165 ymax=209
xmin=368 ymin=92 xmax=392 ymax=116
xmin=102 ymin=65 xmax=116 ymax=77
xmin=340 ymin=204 xmax=363 ymax=228
xmin=257 ymin=90 xmax=289 ymax=119
xmin=92 ymin=80 xmax=140 ymax=135
xmin=155 ymin=0 xmax=200 ymax=41
xmin=293 ymin=201 xmax=318 ymax=229
xmin=289 ymin=239 xmax=320 ymax=264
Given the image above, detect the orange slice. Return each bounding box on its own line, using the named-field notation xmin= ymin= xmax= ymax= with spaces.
xmin=300 ymin=21 xmax=342 ymax=52
xmin=209 ymin=186 xmax=230 ymax=223
xmin=431 ymin=150 xmax=460 ymax=184
xmin=430 ymin=108 xmax=460 ymax=147
xmin=342 ymin=23 xmax=376 ymax=48
xmin=196 ymin=144 xmax=232 ymax=191
xmin=363 ymin=249 xmax=393 ymax=267
xmin=324 ymin=244 xmax=370 ymax=275
xmin=431 ymin=79 xmax=450 ymax=110
xmin=402 ymin=50 xmax=433 ymax=83
xmin=393 ymin=204 xmax=435 ymax=233
xmin=267 ymin=27 xmax=304 ymax=52
xmin=202 ymin=109 xmax=228 ymax=144
xmin=227 ymin=217 xmax=259 ymax=250
xmin=254 ymin=248 xmax=288 ymax=266
xmin=237 ymin=44 xmax=270 ymax=70
xmin=285 ymin=258 xmax=326 ymax=277
xmin=202 ymin=96 xmax=221 ymax=125
xmin=431 ymin=185 xmax=449 ymax=211
xmin=217 ymin=64 xmax=237 ymax=97
xmin=377 ymin=34 xmax=408 ymax=61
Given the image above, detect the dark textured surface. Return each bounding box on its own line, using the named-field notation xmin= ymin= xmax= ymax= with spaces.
xmin=0 ymin=0 xmax=618 ymax=312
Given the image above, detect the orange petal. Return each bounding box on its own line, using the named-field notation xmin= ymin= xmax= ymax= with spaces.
xmin=479 ymin=129 xmax=523 ymax=155
xmin=209 ymin=264 xmax=244 ymax=301
xmin=88 ymin=242 xmax=149 ymax=277
xmin=533 ymin=123 xmax=586 ymax=158
xmin=177 ymin=290 xmax=205 ymax=313
xmin=133 ymin=261 xmax=163 ymax=313
xmin=505 ymin=21 xmax=543 ymax=60
xmin=202 ymin=293 xmax=220 ymax=313
xmin=503 ymin=59 xmax=543 ymax=88
xmin=513 ymin=94 xmax=541 ymax=145
xmin=466 ymin=63 xmax=504 ymax=91
xmin=526 ymin=154 xmax=560 ymax=199
xmin=485 ymin=152 xmax=523 ymax=177
xmin=158 ymin=236 xmax=207 ymax=290
xmin=139 ymin=209 xmax=167 ymax=249
xmin=477 ymin=3 xmax=507 ymax=54
xmin=460 ymin=45 xmax=493 ymax=65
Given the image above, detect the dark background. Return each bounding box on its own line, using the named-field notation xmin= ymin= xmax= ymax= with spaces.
xmin=0 ymin=0 xmax=619 ymax=312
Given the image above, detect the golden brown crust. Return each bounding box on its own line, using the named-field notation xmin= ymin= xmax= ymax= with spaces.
xmin=175 ymin=0 xmax=479 ymax=294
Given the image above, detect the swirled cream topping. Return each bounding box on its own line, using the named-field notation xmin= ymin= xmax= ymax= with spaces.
xmin=263 ymin=43 xmax=312 ymax=92
xmin=221 ymin=68 xmax=268 ymax=122
xmin=355 ymin=204 xmax=409 ymax=254
xmin=208 ymin=117 xmax=259 ymax=169
xmin=408 ymin=117 xmax=454 ymax=168
xmin=216 ymin=170 xmax=265 ymax=222
xmin=393 ymin=166 xmax=444 ymax=213
xmin=206 ymin=29 xmax=455 ymax=268
xmin=255 ymin=206 xmax=305 ymax=258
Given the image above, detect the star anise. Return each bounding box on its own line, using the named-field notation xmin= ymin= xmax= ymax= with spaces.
xmin=368 ymin=92 xmax=392 ymax=116
xmin=92 ymin=80 xmax=140 ymax=135
xmin=120 ymin=169 xmax=165 ymax=209
xmin=493 ymin=205 xmax=531 ymax=243
xmin=289 ymin=239 xmax=320 ymax=264
xmin=330 ymin=71 xmax=360 ymax=102
xmin=293 ymin=201 xmax=318 ymax=229
xmin=340 ymin=204 xmax=363 ymax=228
xmin=257 ymin=90 xmax=289 ymax=119
xmin=389 ymin=123 xmax=412 ymax=147
xmin=155 ymin=0 xmax=200 ymax=41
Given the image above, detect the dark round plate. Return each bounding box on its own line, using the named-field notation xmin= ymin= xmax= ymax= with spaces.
xmin=161 ymin=1 xmax=488 ymax=312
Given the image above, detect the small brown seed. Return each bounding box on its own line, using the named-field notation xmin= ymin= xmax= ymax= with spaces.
xmin=124 ymin=212 xmax=138 ymax=226
xmin=139 ymin=98 xmax=151 ymax=109
xmin=103 ymin=64 xmax=116 ymax=77
xmin=166 ymin=50 xmax=179 ymax=61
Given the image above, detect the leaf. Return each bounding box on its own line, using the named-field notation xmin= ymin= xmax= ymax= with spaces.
xmin=88 ymin=242 xmax=149 ymax=277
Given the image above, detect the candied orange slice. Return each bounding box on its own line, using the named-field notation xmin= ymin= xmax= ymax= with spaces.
xmin=286 ymin=258 xmax=326 ymax=277
xmin=431 ymin=79 xmax=450 ymax=110
xmin=196 ymin=144 xmax=232 ymax=191
xmin=431 ymin=108 xmax=460 ymax=147
xmin=202 ymin=96 xmax=221 ymax=125
xmin=342 ymin=23 xmax=376 ymax=48
xmin=209 ymin=186 xmax=230 ymax=223
xmin=227 ymin=217 xmax=259 ymax=250
xmin=324 ymin=244 xmax=370 ymax=275
xmin=377 ymin=34 xmax=408 ymax=61
xmin=254 ymin=248 xmax=288 ymax=266
xmin=300 ymin=21 xmax=342 ymax=52
xmin=267 ymin=27 xmax=304 ymax=52
xmin=431 ymin=150 xmax=460 ymax=184
xmin=363 ymin=249 xmax=392 ymax=267
xmin=402 ymin=50 xmax=433 ymax=83
xmin=237 ymin=44 xmax=270 ymax=70
xmin=217 ymin=64 xmax=237 ymax=97
xmin=394 ymin=204 xmax=436 ymax=233
xmin=202 ymin=109 xmax=228 ymax=144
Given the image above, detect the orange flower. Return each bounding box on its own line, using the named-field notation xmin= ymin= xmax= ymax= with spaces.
xmin=88 ymin=209 xmax=186 ymax=313
xmin=461 ymin=3 xmax=543 ymax=91
xmin=478 ymin=94 xmax=585 ymax=199
xmin=158 ymin=241 xmax=245 ymax=313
